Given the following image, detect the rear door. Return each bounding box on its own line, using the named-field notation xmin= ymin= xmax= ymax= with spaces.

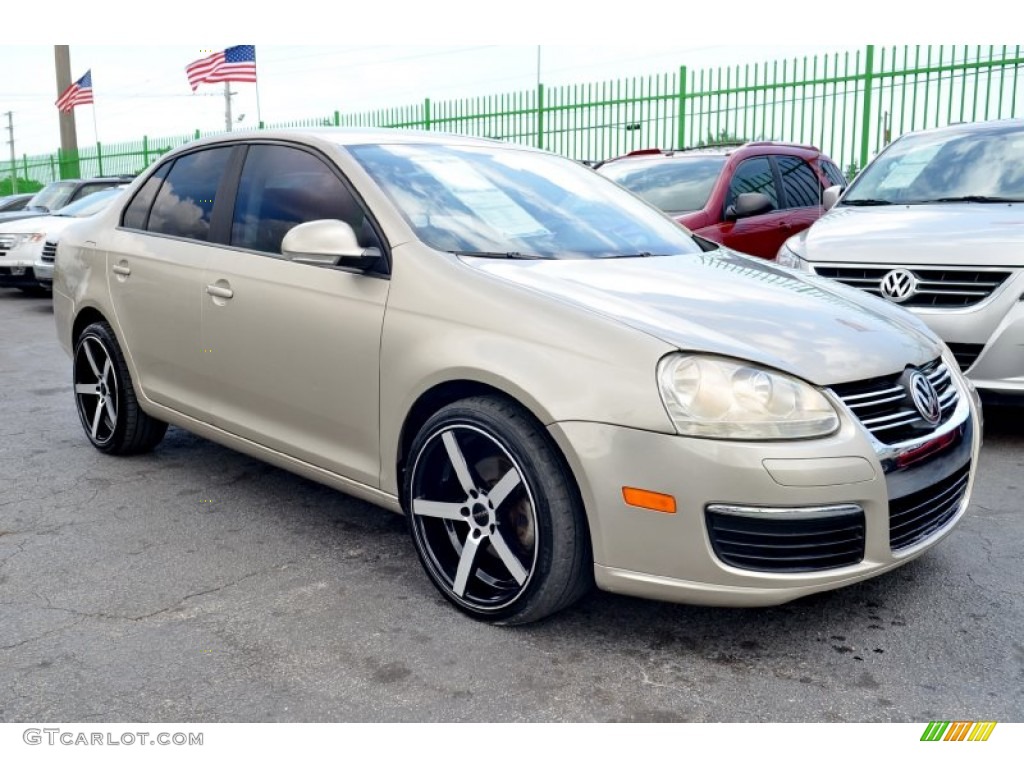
xmin=773 ymin=155 xmax=827 ymax=245
xmin=106 ymin=146 xmax=235 ymax=418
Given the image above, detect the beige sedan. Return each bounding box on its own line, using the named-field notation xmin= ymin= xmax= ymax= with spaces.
xmin=54 ymin=129 xmax=981 ymax=624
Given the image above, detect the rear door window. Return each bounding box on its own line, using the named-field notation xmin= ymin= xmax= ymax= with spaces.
xmin=776 ymin=156 xmax=823 ymax=209
xmin=147 ymin=147 xmax=233 ymax=241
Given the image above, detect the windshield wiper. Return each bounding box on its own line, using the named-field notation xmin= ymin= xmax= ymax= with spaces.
xmin=916 ymin=195 xmax=1024 ymax=204
xmin=841 ymin=198 xmax=893 ymax=206
xmin=449 ymin=250 xmax=548 ymax=260
xmin=606 ymin=252 xmax=667 ymax=258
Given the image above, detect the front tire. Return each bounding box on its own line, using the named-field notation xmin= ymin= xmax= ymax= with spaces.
xmin=404 ymin=395 xmax=592 ymax=625
xmin=73 ymin=321 xmax=167 ymax=455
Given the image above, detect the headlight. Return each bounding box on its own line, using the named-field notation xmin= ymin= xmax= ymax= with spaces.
xmin=7 ymin=233 xmax=46 ymax=251
xmin=657 ymin=354 xmax=840 ymax=440
xmin=776 ymin=232 xmax=809 ymax=270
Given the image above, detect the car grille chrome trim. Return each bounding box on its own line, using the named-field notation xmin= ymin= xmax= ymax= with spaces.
xmin=0 ymin=234 xmax=15 ymax=257
xmin=41 ymin=240 xmax=57 ymax=264
xmin=889 ymin=463 xmax=970 ymax=551
xmin=705 ymin=504 xmax=866 ymax=572
xmin=811 ymin=264 xmax=1014 ymax=308
xmin=830 ymin=358 xmax=959 ymax=444
xmin=946 ymin=342 xmax=985 ymax=372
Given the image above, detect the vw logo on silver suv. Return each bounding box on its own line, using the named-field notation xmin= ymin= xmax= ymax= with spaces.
xmin=908 ymin=370 xmax=942 ymax=425
xmin=880 ymin=268 xmax=918 ymax=303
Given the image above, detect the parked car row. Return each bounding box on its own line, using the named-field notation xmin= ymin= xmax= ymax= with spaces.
xmin=776 ymin=119 xmax=1024 ymax=403
xmin=594 ymin=121 xmax=1023 ymax=404
xmin=47 ymin=126 xmax=982 ymax=624
xmin=0 ymin=186 xmax=127 ymax=294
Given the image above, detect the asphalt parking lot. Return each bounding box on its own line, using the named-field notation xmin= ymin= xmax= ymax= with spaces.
xmin=1 ymin=288 xmax=1022 ymax=723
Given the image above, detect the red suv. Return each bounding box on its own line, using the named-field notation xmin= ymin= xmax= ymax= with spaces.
xmin=597 ymin=142 xmax=847 ymax=259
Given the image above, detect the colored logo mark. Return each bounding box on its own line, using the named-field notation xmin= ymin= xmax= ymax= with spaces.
xmin=921 ymin=721 xmax=997 ymax=741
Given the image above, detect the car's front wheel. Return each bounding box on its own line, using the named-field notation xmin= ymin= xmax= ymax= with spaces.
xmin=404 ymin=395 xmax=592 ymax=625
xmin=73 ymin=321 xmax=168 ymax=455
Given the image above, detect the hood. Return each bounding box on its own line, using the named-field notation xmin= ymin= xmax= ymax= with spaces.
xmin=465 ymin=250 xmax=941 ymax=386
xmin=803 ymin=204 xmax=1024 ymax=266
xmin=0 ymin=209 xmax=49 ymax=225
xmin=0 ymin=214 xmax=82 ymax=237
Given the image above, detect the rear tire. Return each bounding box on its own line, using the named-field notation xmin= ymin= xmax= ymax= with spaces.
xmin=404 ymin=395 xmax=592 ymax=625
xmin=73 ymin=321 xmax=167 ymax=455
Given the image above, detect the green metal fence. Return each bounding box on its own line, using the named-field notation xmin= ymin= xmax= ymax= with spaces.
xmin=7 ymin=45 xmax=1024 ymax=189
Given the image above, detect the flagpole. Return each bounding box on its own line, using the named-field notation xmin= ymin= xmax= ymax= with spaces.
xmin=255 ymin=62 xmax=263 ymax=129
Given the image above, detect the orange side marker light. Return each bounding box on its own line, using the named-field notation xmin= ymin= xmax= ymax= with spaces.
xmin=622 ymin=487 xmax=677 ymax=514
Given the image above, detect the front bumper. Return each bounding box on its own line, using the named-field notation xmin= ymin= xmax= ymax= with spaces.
xmin=548 ymin=376 xmax=979 ymax=607
xmin=0 ymin=264 xmax=46 ymax=288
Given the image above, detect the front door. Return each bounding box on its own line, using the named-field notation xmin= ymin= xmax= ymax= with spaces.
xmin=200 ymin=143 xmax=389 ymax=486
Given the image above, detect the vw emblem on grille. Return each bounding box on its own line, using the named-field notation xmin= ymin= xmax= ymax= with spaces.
xmin=880 ymin=268 xmax=918 ymax=303
xmin=908 ymin=370 xmax=942 ymax=425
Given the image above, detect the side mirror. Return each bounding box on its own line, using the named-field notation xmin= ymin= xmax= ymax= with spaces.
xmin=281 ymin=219 xmax=381 ymax=273
xmin=726 ymin=192 xmax=775 ymax=221
xmin=822 ymin=185 xmax=844 ymax=211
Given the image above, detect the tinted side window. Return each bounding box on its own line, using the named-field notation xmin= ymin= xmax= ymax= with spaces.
xmin=822 ymin=160 xmax=848 ymax=188
xmin=727 ymin=157 xmax=778 ymax=211
xmin=122 ymin=164 xmax=170 ymax=230
xmin=776 ymin=156 xmax=823 ymax=209
xmin=230 ymin=144 xmax=375 ymax=255
xmin=70 ymin=183 xmax=115 ymax=204
xmin=148 ymin=147 xmax=233 ymax=241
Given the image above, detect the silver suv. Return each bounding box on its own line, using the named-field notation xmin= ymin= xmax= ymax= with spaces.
xmin=779 ymin=119 xmax=1024 ymax=401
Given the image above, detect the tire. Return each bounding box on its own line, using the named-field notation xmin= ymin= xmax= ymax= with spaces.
xmin=73 ymin=321 xmax=168 ymax=455
xmin=404 ymin=395 xmax=592 ymax=625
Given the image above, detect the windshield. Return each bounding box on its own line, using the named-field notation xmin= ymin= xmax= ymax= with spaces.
xmin=599 ymin=155 xmax=726 ymax=214
xmin=55 ymin=187 xmax=124 ymax=217
xmin=27 ymin=182 xmax=76 ymax=211
xmin=347 ymin=143 xmax=703 ymax=259
xmin=844 ymin=122 xmax=1024 ymax=204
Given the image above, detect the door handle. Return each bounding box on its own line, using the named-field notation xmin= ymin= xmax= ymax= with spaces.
xmin=112 ymin=264 xmax=131 ymax=276
xmin=206 ymin=284 xmax=234 ymax=299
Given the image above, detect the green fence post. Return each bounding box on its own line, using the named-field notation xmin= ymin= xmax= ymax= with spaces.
xmin=537 ymin=84 xmax=544 ymax=149
xmin=142 ymin=136 xmax=149 ymax=168
xmin=677 ymin=65 xmax=688 ymax=149
xmin=334 ymin=110 xmax=340 ymax=127
xmin=49 ymin=154 xmax=56 ymax=182
xmin=424 ymin=98 xmax=432 ymax=130
xmin=194 ymin=129 xmax=200 ymax=140
xmin=860 ymin=44 xmax=876 ymax=170
xmin=96 ymin=142 xmax=103 ymax=176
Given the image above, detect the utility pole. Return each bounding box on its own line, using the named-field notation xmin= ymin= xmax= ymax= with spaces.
xmin=54 ymin=45 xmax=81 ymax=179
xmin=224 ymin=82 xmax=236 ymax=132
xmin=4 ymin=111 xmax=15 ymax=194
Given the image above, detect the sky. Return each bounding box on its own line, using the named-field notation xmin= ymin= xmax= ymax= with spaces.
xmin=0 ymin=3 xmax=1005 ymax=159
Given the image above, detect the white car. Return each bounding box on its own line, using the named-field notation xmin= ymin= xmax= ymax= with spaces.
xmin=779 ymin=118 xmax=1024 ymax=402
xmin=0 ymin=187 xmax=125 ymax=294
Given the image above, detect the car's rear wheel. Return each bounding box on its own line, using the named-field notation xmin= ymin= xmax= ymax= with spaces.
xmin=404 ymin=395 xmax=591 ymax=625
xmin=73 ymin=321 xmax=167 ymax=455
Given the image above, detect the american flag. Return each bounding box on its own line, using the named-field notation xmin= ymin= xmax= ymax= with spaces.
xmin=55 ymin=70 xmax=94 ymax=113
xmin=186 ymin=46 xmax=257 ymax=92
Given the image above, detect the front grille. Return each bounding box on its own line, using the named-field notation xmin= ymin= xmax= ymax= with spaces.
xmin=946 ymin=342 xmax=984 ymax=372
xmin=813 ymin=265 xmax=1013 ymax=308
xmin=705 ymin=507 xmax=865 ymax=572
xmin=831 ymin=359 xmax=959 ymax=444
xmin=40 ymin=240 xmax=57 ymax=264
xmin=889 ymin=464 xmax=970 ymax=551
xmin=0 ymin=234 xmax=14 ymax=258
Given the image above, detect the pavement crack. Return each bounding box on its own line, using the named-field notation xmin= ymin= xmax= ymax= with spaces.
xmin=0 ymin=617 xmax=86 ymax=652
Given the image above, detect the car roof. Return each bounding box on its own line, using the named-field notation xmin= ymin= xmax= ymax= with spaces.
xmin=895 ymin=117 xmax=1024 ymax=141
xmin=597 ymin=141 xmax=827 ymax=169
xmin=173 ymin=127 xmax=513 ymax=154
